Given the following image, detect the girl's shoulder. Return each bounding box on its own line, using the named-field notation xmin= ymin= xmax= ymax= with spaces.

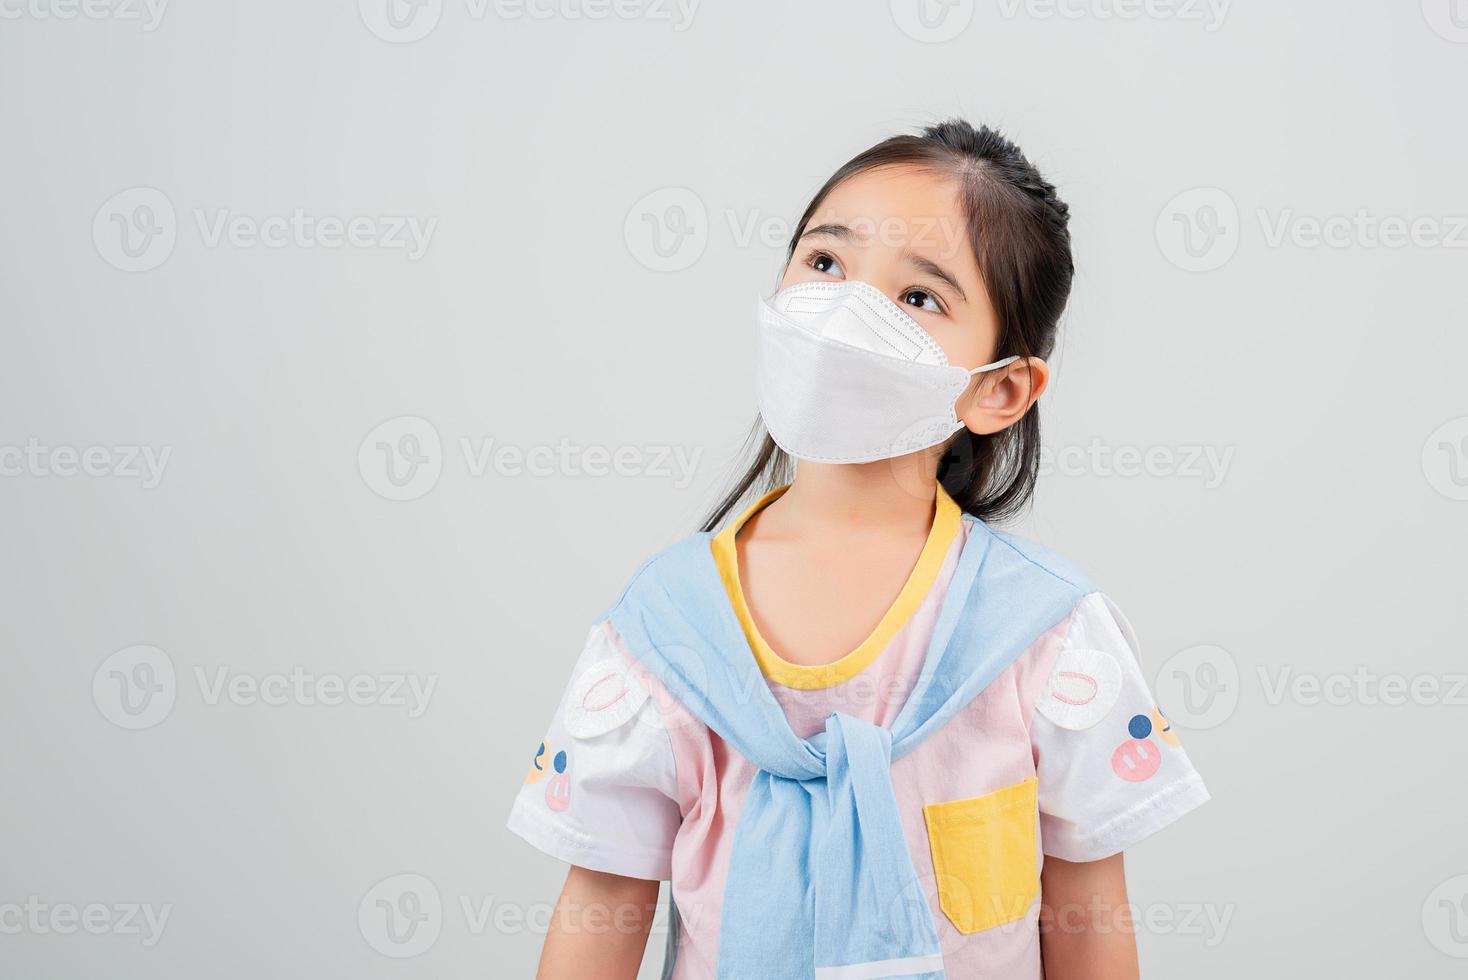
xmin=961 ymin=513 xmax=1102 ymax=601
xmin=594 ymin=529 xmax=719 ymax=625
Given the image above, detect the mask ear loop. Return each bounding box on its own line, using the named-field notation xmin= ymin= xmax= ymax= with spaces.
xmin=965 ymin=354 xmax=1021 ymax=376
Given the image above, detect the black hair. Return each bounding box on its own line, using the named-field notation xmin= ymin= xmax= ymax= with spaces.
xmin=701 ymin=118 xmax=1074 ymax=531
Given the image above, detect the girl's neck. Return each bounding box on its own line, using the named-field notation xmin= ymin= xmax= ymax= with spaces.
xmin=772 ymin=457 xmax=942 ymax=534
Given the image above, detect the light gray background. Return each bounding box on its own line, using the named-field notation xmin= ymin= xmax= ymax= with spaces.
xmin=3 ymin=1 xmax=1466 ymax=977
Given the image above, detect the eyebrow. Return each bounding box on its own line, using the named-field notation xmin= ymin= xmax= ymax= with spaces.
xmin=798 ymin=222 xmax=856 ymax=242
xmin=902 ymin=250 xmax=967 ymax=303
xmin=798 ymin=223 xmax=968 ymax=303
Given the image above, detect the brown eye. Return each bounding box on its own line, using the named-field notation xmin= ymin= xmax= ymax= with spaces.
xmin=902 ymin=288 xmax=943 ymax=313
xmin=810 ymin=252 xmax=843 ymax=276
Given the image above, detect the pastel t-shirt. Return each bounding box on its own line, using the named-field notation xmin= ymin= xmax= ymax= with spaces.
xmin=508 ymin=486 xmax=1208 ymax=978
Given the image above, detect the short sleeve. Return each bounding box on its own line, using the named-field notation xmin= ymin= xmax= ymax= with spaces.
xmin=506 ymin=622 xmax=682 ymax=880
xmin=1031 ymin=593 xmax=1209 ymax=863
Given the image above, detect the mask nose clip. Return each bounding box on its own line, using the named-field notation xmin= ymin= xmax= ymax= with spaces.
xmin=769 ymin=281 xmax=951 ymax=367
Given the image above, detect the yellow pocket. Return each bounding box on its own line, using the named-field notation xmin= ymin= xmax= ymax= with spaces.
xmin=922 ymin=776 xmax=1039 ymax=934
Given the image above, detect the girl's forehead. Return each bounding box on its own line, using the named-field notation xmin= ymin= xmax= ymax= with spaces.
xmin=808 ymin=166 xmax=976 ymax=272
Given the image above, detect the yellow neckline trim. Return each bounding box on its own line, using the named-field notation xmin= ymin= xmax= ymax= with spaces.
xmin=710 ymin=483 xmax=962 ymax=690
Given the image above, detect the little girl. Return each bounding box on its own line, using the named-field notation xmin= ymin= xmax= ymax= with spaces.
xmin=509 ymin=119 xmax=1208 ymax=980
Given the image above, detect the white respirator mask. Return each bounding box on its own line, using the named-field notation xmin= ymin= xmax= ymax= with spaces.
xmin=755 ymin=280 xmax=1019 ymax=464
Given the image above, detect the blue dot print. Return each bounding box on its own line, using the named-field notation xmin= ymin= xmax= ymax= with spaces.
xmin=1128 ymin=714 xmax=1152 ymax=739
xmin=553 ymin=750 xmax=568 ymax=774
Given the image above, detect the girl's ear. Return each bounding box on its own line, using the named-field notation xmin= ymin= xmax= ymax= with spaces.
xmin=958 ymin=357 xmax=1050 ymax=435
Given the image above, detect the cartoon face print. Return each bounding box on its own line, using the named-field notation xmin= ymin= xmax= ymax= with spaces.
xmin=1111 ymin=712 xmax=1170 ymax=782
xmin=1035 ymin=648 xmax=1122 ymax=730
xmin=525 ymin=740 xmax=550 ymax=784
xmin=544 ymin=749 xmax=570 ymax=812
xmin=1111 ymin=736 xmax=1162 ymax=782
xmin=1152 ymin=705 xmax=1180 ymax=746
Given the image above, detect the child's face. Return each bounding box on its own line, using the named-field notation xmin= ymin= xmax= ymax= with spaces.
xmin=779 ymin=164 xmax=1002 ymax=370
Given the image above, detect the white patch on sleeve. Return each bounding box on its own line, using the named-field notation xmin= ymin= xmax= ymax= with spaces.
xmin=1035 ymin=647 xmax=1122 ymax=730
xmin=563 ymin=655 xmax=650 ymax=739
